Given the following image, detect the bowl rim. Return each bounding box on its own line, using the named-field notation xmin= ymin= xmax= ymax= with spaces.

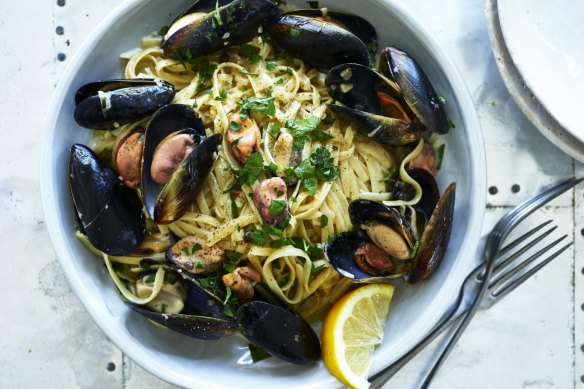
xmin=40 ymin=0 xmax=486 ymax=387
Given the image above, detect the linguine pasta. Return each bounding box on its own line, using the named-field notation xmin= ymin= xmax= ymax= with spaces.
xmin=87 ymin=33 xmax=425 ymax=321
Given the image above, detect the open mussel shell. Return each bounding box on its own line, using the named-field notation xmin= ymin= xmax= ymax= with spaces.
xmin=141 ymin=104 xmax=222 ymax=224
xmin=269 ymin=10 xmax=375 ymax=71
xmin=407 ymin=182 xmax=456 ymax=283
xmin=161 ymin=0 xmax=280 ymax=60
xmin=69 ymin=144 xmax=145 ymax=256
xmin=326 ymin=63 xmax=423 ymax=145
xmin=324 ymin=231 xmax=401 ymax=283
xmin=379 ymin=47 xmax=449 ymax=135
xmin=236 ymin=301 xmax=321 ymax=364
xmin=124 ymin=301 xmax=237 ymax=340
xmin=349 ymin=199 xmax=417 ymax=248
xmin=406 ymin=168 xmax=440 ymax=223
xmin=74 ymin=79 xmax=175 ymax=130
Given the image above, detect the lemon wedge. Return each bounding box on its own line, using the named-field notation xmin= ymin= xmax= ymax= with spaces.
xmin=322 ymin=283 xmax=394 ymax=389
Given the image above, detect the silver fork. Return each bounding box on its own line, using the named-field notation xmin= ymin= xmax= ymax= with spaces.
xmin=369 ymin=177 xmax=582 ymax=389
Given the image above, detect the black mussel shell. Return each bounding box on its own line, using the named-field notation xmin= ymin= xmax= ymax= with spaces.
xmin=326 ymin=63 xmax=423 ymax=145
xmin=74 ymin=79 xmax=175 ymax=130
xmin=236 ymin=301 xmax=321 ymax=364
xmin=327 ymin=104 xmax=421 ymax=146
xmin=349 ymin=199 xmax=417 ymax=248
xmin=407 ymin=182 xmax=455 ymax=283
xmin=141 ymin=104 xmax=222 ymax=224
xmin=162 ymin=0 xmax=280 ymax=60
xmin=252 ymin=283 xmax=289 ymax=310
xmin=69 ymin=144 xmax=145 ymax=256
xmin=269 ymin=12 xmax=372 ymax=71
xmin=125 ymin=301 xmax=237 ymax=340
xmin=407 ymin=168 xmax=440 ymax=223
xmin=379 ymin=47 xmax=449 ymax=134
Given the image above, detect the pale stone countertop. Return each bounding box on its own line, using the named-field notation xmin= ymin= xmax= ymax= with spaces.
xmin=2 ymin=0 xmax=582 ymax=388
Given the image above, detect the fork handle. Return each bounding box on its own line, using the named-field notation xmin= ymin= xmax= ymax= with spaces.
xmin=368 ymin=308 xmax=468 ymax=389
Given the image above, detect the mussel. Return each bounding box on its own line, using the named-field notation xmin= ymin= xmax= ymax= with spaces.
xmin=269 ymin=9 xmax=377 ymax=71
xmin=161 ymin=0 xmax=280 ymax=60
xmin=141 ymin=104 xmax=222 ymax=224
xmin=325 ymin=183 xmax=456 ymax=284
xmin=378 ymin=47 xmax=449 ymax=135
xmin=74 ymin=79 xmax=175 ymax=130
xmin=69 ymin=144 xmax=145 ymax=256
xmin=326 ymin=63 xmax=423 ymax=146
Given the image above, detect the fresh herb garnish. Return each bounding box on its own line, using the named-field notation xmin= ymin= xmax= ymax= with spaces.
xmin=447 ymin=117 xmax=456 ymax=129
xmin=230 ymin=198 xmax=240 ymax=218
xmin=290 ymin=28 xmax=301 ymax=37
xmin=274 ymin=78 xmax=284 ymax=85
xmin=145 ymin=275 xmax=156 ymax=284
xmin=309 ymin=263 xmax=326 ymax=282
xmin=379 ymin=166 xmax=399 ymax=183
xmin=268 ymin=200 xmax=287 ymax=217
xmin=286 ymin=117 xmax=332 ymax=150
xmin=310 ymin=146 xmax=339 ymax=182
xmin=161 ymin=303 xmax=167 ymax=313
xmin=239 ymin=69 xmax=259 ymax=76
xmin=246 ymin=229 xmax=269 ymax=246
xmin=190 ymin=242 xmax=202 ymax=254
xmin=158 ymin=25 xmax=169 ymax=37
xmin=266 ymin=61 xmax=278 ymax=71
xmin=275 ymin=188 xmax=284 ymax=197
xmin=215 ymin=88 xmax=228 ymax=101
xmin=233 ymin=152 xmax=265 ymax=186
xmin=239 ymin=44 xmax=259 ymax=58
xmin=239 ymin=96 xmax=276 ymax=117
xmin=223 ymin=287 xmax=233 ymax=305
xmin=321 ymin=214 xmax=329 ymax=228
xmin=268 ymin=124 xmax=281 ymax=140
xmin=249 ymin=343 xmax=272 ymax=363
xmin=229 ymin=121 xmax=241 ymax=132
xmin=196 ymin=60 xmax=218 ymax=92
xmin=111 ymin=261 xmax=125 ymax=273
xmin=438 ymin=96 xmax=446 ymax=105
xmin=435 ymin=143 xmax=446 ymax=170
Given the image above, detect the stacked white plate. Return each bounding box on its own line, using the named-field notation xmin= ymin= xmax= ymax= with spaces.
xmin=486 ymin=0 xmax=584 ymax=161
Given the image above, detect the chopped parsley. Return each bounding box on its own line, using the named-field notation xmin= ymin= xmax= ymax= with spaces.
xmin=224 ymin=153 xmax=265 ymax=193
xmin=447 ymin=117 xmax=456 ymax=129
xmin=321 ymin=214 xmax=329 ymax=228
xmin=274 ymin=78 xmax=284 ymax=85
xmin=246 ymin=229 xmax=269 ymax=246
xmin=290 ymin=28 xmax=301 ymax=37
xmin=286 ymin=116 xmax=333 ymax=150
xmin=266 ymin=61 xmax=278 ymax=71
xmin=249 ymin=343 xmax=272 ymax=363
xmin=223 ymin=287 xmax=233 ymax=305
xmin=229 ymin=121 xmax=241 ymax=132
xmin=214 ymin=88 xmax=228 ymax=101
xmin=230 ymin=198 xmax=240 ymax=218
xmin=239 ymin=69 xmax=259 ymax=76
xmin=309 ymin=263 xmax=326 ymax=282
xmin=158 ymin=25 xmax=169 ymax=37
xmin=268 ymin=123 xmax=281 ymax=139
xmin=438 ymin=96 xmax=446 ymax=105
xmin=145 ymin=275 xmax=156 ymax=284
xmin=239 ymin=96 xmax=276 ymax=117
xmin=284 ymin=147 xmax=339 ymax=195
xmin=435 ymin=143 xmax=446 ymax=170
xmin=379 ymin=166 xmax=399 ymax=183
xmin=182 ymin=242 xmax=202 ymax=255
xmin=268 ymin=200 xmax=287 ymax=217
xmin=196 ymin=61 xmax=218 ymax=92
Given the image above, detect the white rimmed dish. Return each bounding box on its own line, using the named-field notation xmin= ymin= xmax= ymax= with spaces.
xmin=40 ymin=0 xmax=486 ymax=387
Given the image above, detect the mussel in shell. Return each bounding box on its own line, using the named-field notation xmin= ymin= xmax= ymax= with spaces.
xmin=269 ymin=9 xmax=377 ymax=71
xmin=325 ymin=183 xmax=456 ymax=283
xmin=326 ymin=63 xmax=423 ymax=146
xmin=74 ymin=79 xmax=175 ymax=130
xmin=379 ymin=47 xmax=449 ymax=135
xmin=69 ymin=144 xmax=145 ymax=256
xmin=161 ymin=0 xmax=280 ymax=60
xmin=141 ymin=104 xmax=222 ymax=224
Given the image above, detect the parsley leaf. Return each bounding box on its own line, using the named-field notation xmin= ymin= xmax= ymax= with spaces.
xmin=435 ymin=144 xmax=446 ymax=170
xmin=239 ymin=96 xmax=276 ymax=117
xmin=268 ymin=200 xmax=287 ymax=217
xmin=245 ymin=229 xmax=269 ymax=246
xmin=230 ymin=198 xmax=240 ymax=218
xmin=158 ymin=25 xmax=169 ymax=37
xmin=286 ymin=117 xmax=332 ymax=150
xmin=321 ymin=214 xmax=329 ymax=228
xmin=196 ymin=60 xmax=218 ymax=92
xmin=380 ymin=166 xmax=399 ymax=183
xmin=239 ymin=44 xmax=259 ymax=58
xmin=310 ymin=147 xmax=339 ymax=182
xmin=266 ymin=61 xmax=278 ymax=71
xmin=268 ymin=123 xmax=281 ymax=139
xmin=290 ymin=28 xmax=301 ymax=37
xmin=229 ymin=121 xmax=241 ymax=132
xmin=233 ymin=152 xmax=264 ymax=186
xmin=249 ymin=344 xmax=272 ymax=363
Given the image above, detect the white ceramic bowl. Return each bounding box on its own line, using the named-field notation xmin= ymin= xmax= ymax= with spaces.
xmin=40 ymin=0 xmax=486 ymax=387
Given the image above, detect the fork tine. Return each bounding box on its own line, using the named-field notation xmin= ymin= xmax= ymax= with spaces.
xmin=489 ymin=225 xmax=559 ymax=283
xmin=476 ymin=222 xmax=557 ymax=280
xmin=497 ymin=219 xmax=553 ymax=256
xmin=491 ymin=239 xmax=573 ymax=299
